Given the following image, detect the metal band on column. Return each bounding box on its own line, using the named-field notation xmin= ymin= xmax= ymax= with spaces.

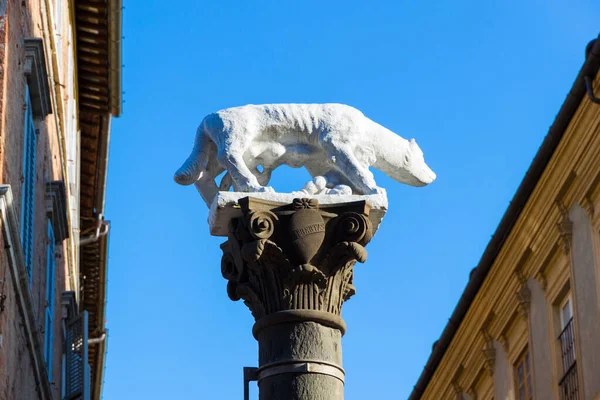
xmin=257 ymin=359 xmax=346 ymax=384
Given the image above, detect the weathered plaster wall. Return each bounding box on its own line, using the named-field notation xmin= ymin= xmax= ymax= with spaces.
xmin=569 ymin=204 xmax=600 ymax=400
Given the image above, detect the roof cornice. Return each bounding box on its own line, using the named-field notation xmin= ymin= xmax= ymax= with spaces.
xmin=408 ymin=34 xmax=600 ymax=400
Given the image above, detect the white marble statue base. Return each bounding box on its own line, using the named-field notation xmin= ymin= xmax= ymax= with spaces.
xmin=208 ymin=191 xmax=388 ymax=237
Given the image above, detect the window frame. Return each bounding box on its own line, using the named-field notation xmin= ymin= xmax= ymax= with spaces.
xmin=514 ymin=347 xmax=534 ymax=400
xmin=553 ymin=287 xmax=580 ymax=400
xmin=559 ymin=295 xmax=573 ymax=331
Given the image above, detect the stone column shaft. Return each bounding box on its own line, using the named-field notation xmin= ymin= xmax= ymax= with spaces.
xmin=257 ymin=321 xmax=343 ymax=399
xmin=220 ymin=197 xmax=382 ymax=400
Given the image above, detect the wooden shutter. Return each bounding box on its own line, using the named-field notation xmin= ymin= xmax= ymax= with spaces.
xmin=65 ymin=311 xmax=90 ymax=400
xmin=21 ymin=84 xmax=37 ymax=282
xmin=44 ymin=220 xmax=56 ymax=381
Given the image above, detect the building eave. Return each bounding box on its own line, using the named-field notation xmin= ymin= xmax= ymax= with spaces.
xmin=74 ymin=0 xmax=122 ymax=398
xmin=408 ymin=34 xmax=600 ymax=400
xmin=90 ymin=232 xmax=109 ymax=400
xmin=108 ymin=0 xmax=122 ymax=117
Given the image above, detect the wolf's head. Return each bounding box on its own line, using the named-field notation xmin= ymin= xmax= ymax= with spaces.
xmin=385 ymin=138 xmax=436 ymax=187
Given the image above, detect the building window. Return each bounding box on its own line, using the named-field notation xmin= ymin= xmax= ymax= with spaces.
xmin=65 ymin=311 xmax=90 ymax=399
xmin=44 ymin=220 xmax=56 ymax=380
xmin=21 ymin=84 xmax=37 ymax=282
xmin=515 ymin=348 xmax=533 ymax=400
xmin=558 ymin=296 xmax=578 ymax=400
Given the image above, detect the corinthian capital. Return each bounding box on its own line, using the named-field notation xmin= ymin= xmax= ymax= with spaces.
xmin=220 ymin=196 xmax=382 ymax=332
xmin=516 ymin=283 xmax=531 ymax=320
xmin=557 ymin=212 xmax=573 ymax=255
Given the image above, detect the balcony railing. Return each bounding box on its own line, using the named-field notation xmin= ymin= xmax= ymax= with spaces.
xmin=558 ymin=318 xmax=578 ymax=400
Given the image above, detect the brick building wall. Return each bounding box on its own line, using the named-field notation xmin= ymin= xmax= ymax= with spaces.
xmin=0 ymin=0 xmax=75 ymax=399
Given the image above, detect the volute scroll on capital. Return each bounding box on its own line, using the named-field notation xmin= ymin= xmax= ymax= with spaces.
xmin=220 ymin=197 xmax=376 ymax=321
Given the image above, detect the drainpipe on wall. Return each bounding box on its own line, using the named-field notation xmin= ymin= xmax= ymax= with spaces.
xmin=79 ymin=215 xmax=110 ymax=246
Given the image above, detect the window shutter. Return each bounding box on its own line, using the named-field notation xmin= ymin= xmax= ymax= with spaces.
xmin=65 ymin=311 xmax=90 ymax=400
xmin=44 ymin=221 xmax=56 ymax=381
xmin=21 ymin=84 xmax=37 ymax=282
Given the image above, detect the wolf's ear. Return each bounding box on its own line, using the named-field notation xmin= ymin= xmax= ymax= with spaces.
xmin=408 ymin=139 xmax=423 ymax=156
xmin=408 ymin=138 xmax=417 ymax=152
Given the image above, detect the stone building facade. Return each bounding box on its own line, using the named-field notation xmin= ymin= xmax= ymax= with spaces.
xmin=0 ymin=1 xmax=121 ymax=399
xmin=409 ymin=35 xmax=600 ymax=400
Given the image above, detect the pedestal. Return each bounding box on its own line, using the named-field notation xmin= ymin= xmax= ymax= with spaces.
xmin=218 ymin=195 xmax=384 ymax=400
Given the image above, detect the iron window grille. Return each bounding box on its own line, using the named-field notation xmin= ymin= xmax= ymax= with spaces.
xmin=558 ymin=317 xmax=578 ymax=400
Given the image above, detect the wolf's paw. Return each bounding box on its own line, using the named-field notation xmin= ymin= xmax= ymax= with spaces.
xmin=257 ymin=186 xmax=275 ymax=193
xmin=299 ymin=176 xmax=328 ymax=195
xmin=326 ymin=185 xmax=352 ymax=195
xmin=368 ymin=187 xmax=386 ymax=195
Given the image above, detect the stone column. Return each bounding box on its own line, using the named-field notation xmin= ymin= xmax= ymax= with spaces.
xmin=219 ymin=196 xmax=382 ymax=400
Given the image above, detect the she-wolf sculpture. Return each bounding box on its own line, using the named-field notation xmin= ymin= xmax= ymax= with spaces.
xmin=174 ymin=103 xmax=436 ymax=206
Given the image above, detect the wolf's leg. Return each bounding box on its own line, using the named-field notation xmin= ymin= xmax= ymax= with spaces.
xmin=321 ymin=138 xmax=382 ymax=195
xmin=255 ymin=167 xmax=273 ymax=186
xmin=335 ymin=153 xmax=380 ymax=194
xmin=194 ymin=163 xmax=223 ymax=206
xmin=218 ymin=150 xmax=273 ymax=193
xmin=219 ymin=172 xmax=233 ymax=191
xmin=322 ymin=170 xmax=347 ymax=187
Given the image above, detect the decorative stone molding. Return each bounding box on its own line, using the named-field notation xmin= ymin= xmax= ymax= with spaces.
xmin=220 ymin=197 xmax=376 ymax=333
xmin=482 ymin=339 xmax=496 ymax=377
xmin=46 ymin=181 xmax=69 ymax=243
xmin=513 ymin=248 xmax=532 ymax=284
xmin=516 ymin=283 xmax=531 ymax=320
xmin=451 ymin=365 xmax=464 ymax=399
xmin=480 ymin=316 xmax=496 ymax=377
xmin=480 ymin=312 xmax=495 ymax=339
xmin=498 ymin=332 xmax=510 ymax=354
xmin=580 ymin=195 xmax=595 ymax=219
xmin=450 ymin=381 xmax=462 ymax=399
xmin=24 ymin=38 xmax=51 ymax=118
xmin=557 ymin=213 xmax=573 ymax=255
xmin=537 ymin=271 xmax=548 ymax=291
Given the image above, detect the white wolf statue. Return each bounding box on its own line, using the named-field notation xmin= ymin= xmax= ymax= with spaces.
xmin=174 ymin=103 xmax=436 ymax=207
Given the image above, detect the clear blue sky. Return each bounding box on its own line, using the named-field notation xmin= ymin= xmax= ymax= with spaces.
xmin=102 ymin=1 xmax=599 ymax=398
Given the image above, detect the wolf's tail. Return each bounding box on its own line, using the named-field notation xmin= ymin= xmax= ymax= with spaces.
xmin=174 ymin=125 xmax=210 ymax=185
